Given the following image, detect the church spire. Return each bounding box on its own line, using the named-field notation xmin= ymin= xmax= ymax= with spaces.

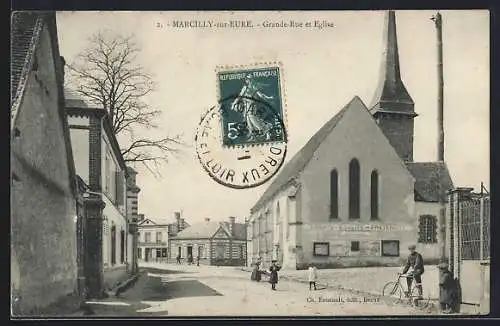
xmin=370 ymin=10 xmax=417 ymax=163
xmin=370 ymin=10 xmax=415 ymax=113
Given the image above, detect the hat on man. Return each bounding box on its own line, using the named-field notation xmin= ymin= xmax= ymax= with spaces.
xmin=271 ymin=259 xmax=277 ymax=263
xmin=438 ymin=262 xmax=449 ymax=270
xmin=408 ymin=244 xmax=416 ymax=250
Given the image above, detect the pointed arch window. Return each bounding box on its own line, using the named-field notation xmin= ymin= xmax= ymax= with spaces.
xmin=330 ymin=169 xmax=339 ymax=219
xmin=349 ymin=159 xmax=360 ymax=219
xmin=371 ymin=170 xmax=379 ymax=220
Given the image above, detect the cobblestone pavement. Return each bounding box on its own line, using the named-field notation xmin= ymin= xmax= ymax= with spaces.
xmin=81 ymin=263 xmax=432 ymax=316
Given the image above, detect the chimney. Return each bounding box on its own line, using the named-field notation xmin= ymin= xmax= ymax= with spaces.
xmin=205 ymin=218 xmax=210 ymax=222
xmin=229 ymin=217 xmax=236 ymax=236
xmin=180 ymin=218 xmax=186 ymax=230
xmin=175 ymin=212 xmax=181 ymax=232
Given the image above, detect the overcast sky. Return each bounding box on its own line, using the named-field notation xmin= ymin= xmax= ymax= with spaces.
xmin=56 ymin=10 xmax=489 ymax=225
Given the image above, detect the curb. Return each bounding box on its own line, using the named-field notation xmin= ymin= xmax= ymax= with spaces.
xmin=107 ymin=271 xmax=143 ymax=297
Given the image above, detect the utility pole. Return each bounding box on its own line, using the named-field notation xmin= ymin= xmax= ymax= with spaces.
xmin=431 ymin=12 xmax=446 ymax=261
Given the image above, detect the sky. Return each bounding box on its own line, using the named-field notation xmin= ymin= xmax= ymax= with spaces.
xmin=56 ymin=10 xmax=490 ymax=225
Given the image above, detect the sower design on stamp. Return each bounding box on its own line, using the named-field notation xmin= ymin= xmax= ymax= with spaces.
xmin=218 ymin=66 xmax=285 ymax=147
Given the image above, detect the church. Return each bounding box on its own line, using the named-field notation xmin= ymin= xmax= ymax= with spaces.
xmin=247 ymin=11 xmax=454 ymax=270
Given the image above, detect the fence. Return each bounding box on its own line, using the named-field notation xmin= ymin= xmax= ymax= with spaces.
xmin=447 ymin=184 xmax=490 ymax=310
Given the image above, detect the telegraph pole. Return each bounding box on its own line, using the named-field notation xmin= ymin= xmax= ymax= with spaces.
xmin=431 ymin=12 xmax=446 ymax=261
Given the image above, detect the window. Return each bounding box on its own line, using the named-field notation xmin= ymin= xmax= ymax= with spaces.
xmin=351 ymin=241 xmax=360 ymax=252
xmin=330 ymin=169 xmax=339 ymax=219
xmin=120 ymin=230 xmax=125 ymax=263
xmin=105 ymin=154 xmax=111 ymax=194
xmin=145 ymin=232 xmax=151 ymax=243
xmin=371 ymin=170 xmax=379 ymax=220
xmin=156 ymin=248 xmax=162 ymax=258
xmin=313 ymin=242 xmax=330 ymax=256
xmin=381 ymin=240 xmax=400 ymax=257
xmin=418 ymin=215 xmax=438 ymax=244
xmin=156 ymin=231 xmax=163 ymax=243
xmin=349 ymin=159 xmax=360 ymax=219
xmin=111 ymin=225 xmax=116 ymax=265
xmin=137 ymin=248 xmax=142 ymax=259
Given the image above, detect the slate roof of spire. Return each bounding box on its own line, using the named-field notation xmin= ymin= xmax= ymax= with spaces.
xmin=369 ymin=10 xmax=415 ymax=114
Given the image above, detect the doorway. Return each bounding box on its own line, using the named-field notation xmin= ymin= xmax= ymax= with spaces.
xmin=187 ymin=245 xmax=193 ymax=263
xmin=145 ymin=248 xmax=151 ymax=262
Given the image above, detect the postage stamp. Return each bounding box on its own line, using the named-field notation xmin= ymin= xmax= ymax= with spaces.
xmin=216 ymin=64 xmax=286 ymax=147
xmin=195 ymin=93 xmax=287 ymax=189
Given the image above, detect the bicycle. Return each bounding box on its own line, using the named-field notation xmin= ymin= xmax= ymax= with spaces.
xmin=382 ymin=272 xmax=426 ymax=307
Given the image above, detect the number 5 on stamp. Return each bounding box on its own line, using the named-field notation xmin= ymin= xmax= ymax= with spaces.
xmin=217 ymin=65 xmax=286 ymax=147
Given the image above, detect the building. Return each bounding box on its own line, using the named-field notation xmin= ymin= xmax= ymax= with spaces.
xmin=170 ymin=217 xmax=247 ymax=266
xmin=11 ymin=12 xmax=80 ymax=314
xmin=65 ymin=96 xmax=131 ymax=295
xmin=137 ymin=212 xmax=189 ymax=262
xmin=247 ymin=11 xmax=454 ymax=270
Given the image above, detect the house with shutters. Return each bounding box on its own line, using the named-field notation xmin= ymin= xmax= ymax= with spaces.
xmin=247 ymin=11 xmax=454 ymax=270
xmin=136 ymin=212 xmax=190 ymax=263
xmin=170 ymin=217 xmax=247 ymax=266
xmin=65 ymin=91 xmax=131 ymax=293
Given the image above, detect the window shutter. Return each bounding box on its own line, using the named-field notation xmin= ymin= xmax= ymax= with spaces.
xmin=115 ymin=171 xmax=124 ymax=205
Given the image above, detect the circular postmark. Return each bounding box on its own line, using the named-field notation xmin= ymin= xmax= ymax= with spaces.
xmin=195 ymin=95 xmax=287 ymax=189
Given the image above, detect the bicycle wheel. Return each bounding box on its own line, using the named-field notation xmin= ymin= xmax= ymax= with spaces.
xmin=382 ymin=281 xmax=403 ymax=300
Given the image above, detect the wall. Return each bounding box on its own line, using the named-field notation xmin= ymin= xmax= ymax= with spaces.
xmin=11 ymin=23 xmax=78 ymax=314
xmin=100 ymin=134 xmax=128 ymax=282
xmin=137 ymin=225 xmax=169 ymax=261
xmin=414 ymin=202 xmax=443 ymax=263
xmin=67 ymin=116 xmax=89 ymax=184
xmin=169 ymin=239 xmax=211 ymax=262
xmin=265 ymin=100 xmax=417 ymax=269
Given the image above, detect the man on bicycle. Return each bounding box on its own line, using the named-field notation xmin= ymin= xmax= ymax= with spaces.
xmin=402 ymin=244 xmax=424 ymax=299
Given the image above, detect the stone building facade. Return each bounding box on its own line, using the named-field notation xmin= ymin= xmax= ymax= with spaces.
xmin=171 ymin=217 xmax=247 ymax=266
xmin=11 ymin=12 xmax=79 ymax=314
xmin=137 ymin=212 xmax=189 ymax=262
xmin=247 ymin=11 xmax=453 ymax=270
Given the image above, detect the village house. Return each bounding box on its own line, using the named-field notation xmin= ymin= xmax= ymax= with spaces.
xmin=137 ymin=212 xmax=189 ymax=262
xmin=11 ymin=12 xmax=80 ymax=314
xmin=65 ymin=92 xmax=132 ymax=296
xmin=247 ymin=11 xmax=453 ymax=270
xmin=170 ymin=217 xmax=247 ymax=266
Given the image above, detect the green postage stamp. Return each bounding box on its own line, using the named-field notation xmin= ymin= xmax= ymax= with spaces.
xmin=216 ymin=64 xmax=286 ymax=147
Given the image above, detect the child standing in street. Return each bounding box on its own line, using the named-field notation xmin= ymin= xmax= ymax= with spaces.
xmin=308 ymin=264 xmax=318 ymax=291
xmin=269 ymin=260 xmax=281 ymax=291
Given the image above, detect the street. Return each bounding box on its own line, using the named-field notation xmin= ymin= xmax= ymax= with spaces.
xmin=82 ymin=263 xmax=428 ymax=316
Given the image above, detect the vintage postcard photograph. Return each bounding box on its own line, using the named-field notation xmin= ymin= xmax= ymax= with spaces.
xmin=10 ymin=10 xmax=490 ymax=317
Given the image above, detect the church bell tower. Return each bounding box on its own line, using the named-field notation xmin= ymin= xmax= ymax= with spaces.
xmin=370 ymin=10 xmax=417 ymax=162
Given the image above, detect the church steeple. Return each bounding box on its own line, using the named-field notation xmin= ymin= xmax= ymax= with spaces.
xmin=371 ymin=10 xmax=417 ymax=162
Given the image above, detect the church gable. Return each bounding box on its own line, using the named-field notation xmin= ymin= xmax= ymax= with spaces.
xmin=300 ymin=96 xmax=415 ymax=223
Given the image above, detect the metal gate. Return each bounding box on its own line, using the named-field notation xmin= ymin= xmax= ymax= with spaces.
xmin=447 ymin=183 xmax=490 ymax=308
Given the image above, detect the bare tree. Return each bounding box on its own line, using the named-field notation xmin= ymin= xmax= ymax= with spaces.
xmin=66 ymin=31 xmax=182 ymax=177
